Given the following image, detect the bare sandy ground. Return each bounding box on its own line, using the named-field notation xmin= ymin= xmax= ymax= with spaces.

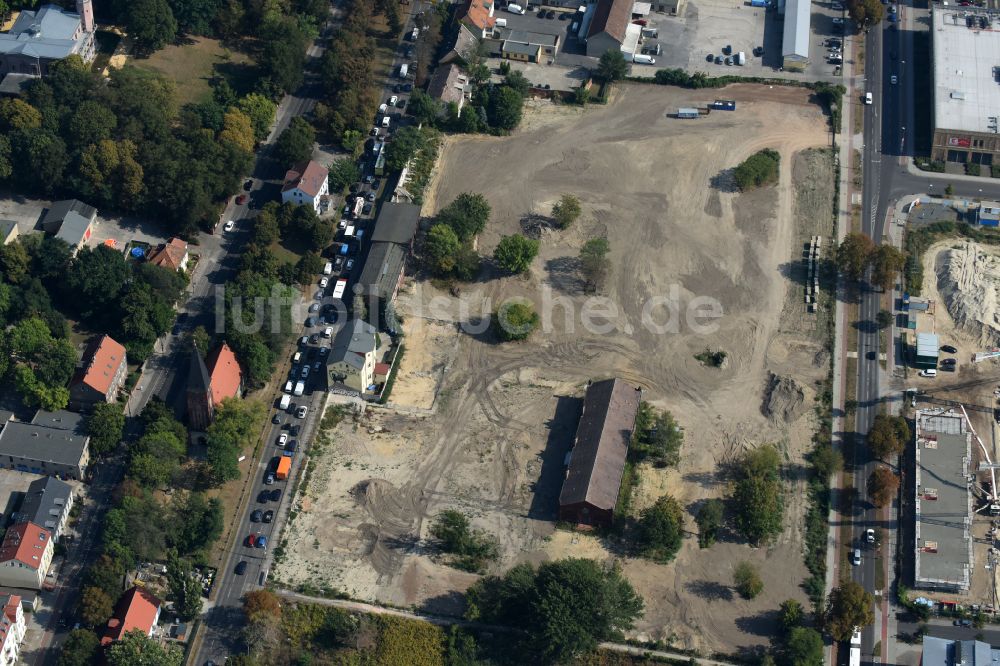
xmin=277 ymin=83 xmax=832 ymax=654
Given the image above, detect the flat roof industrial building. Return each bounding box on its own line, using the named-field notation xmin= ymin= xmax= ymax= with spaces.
xmin=781 ymin=0 xmax=810 ymax=71
xmin=913 ymin=409 xmax=973 ymax=592
xmin=931 ymin=7 xmax=1000 ymax=164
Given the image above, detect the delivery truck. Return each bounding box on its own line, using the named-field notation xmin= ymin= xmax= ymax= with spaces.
xmin=294 ymin=381 xmax=305 ymax=396
xmin=737 ymin=51 xmax=746 ymax=65
xmin=276 ymin=456 xmax=291 ymax=480
xmin=279 ymin=394 xmax=291 ymax=410
xmin=333 ymin=278 xmax=348 ymax=300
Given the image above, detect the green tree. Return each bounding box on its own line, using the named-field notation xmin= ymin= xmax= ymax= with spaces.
xmin=493 ymin=234 xmax=539 ymax=274
xmin=327 ymin=158 xmax=360 ymax=192
xmin=205 ymin=399 xmax=265 ymax=484
xmin=68 ymin=101 xmax=118 ymax=148
xmin=596 ymin=49 xmax=627 ymax=82
xmin=780 ymin=599 xmax=804 ymax=633
xmin=425 ymin=223 xmax=461 ymax=276
xmin=573 ymin=84 xmax=592 ymax=105
xmin=488 ymin=86 xmax=523 ymax=131
xmin=871 ymin=245 xmax=906 ymax=291
xmin=493 ymin=301 xmax=539 ymax=342
xmin=107 ymin=629 xmax=183 ymax=666
xmin=733 ymin=149 xmax=780 ymax=191
xmin=504 ymin=71 xmax=531 ymax=97
xmin=733 ymin=444 xmax=784 ymax=546
xmin=810 ymin=444 xmax=843 ymax=478
xmin=876 ymin=309 xmax=893 ymax=329
xmin=580 ymin=237 xmax=611 ymax=292
xmin=219 ymin=108 xmax=255 ymax=154
xmin=552 ymin=194 xmax=582 ymax=229
xmin=824 ymin=581 xmax=874 ymax=641
xmin=696 ymin=498 xmax=724 ymax=548
xmin=408 ymin=89 xmax=441 ymax=125
xmin=169 ymin=0 xmax=222 ymax=35
xmin=848 ymin=0 xmax=884 ymax=27
xmin=79 ymin=585 xmax=114 ymax=628
xmin=295 ymin=252 xmax=325 ymax=285
xmin=237 ymin=93 xmax=277 ymax=142
xmin=632 ymin=402 xmax=683 ymax=467
xmin=57 ymin=629 xmax=101 ymax=666
xmin=252 ymin=207 xmax=280 ymax=246
xmin=87 ymin=403 xmax=125 ymax=457
xmin=385 ymin=125 xmax=426 ymax=172
xmin=127 ymin=0 xmax=178 ymax=54
xmin=438 ymin=192 xmax=490 ymax=241
xmin=733 ymin=561 xmax=763 ymax=599
xmin=867 ymin=414 xmax=908 ymax=459
xmin=837 ymin=232 xmax=876 ymax=282
xmin=635 ymin=494 xmax=684 ymax=562
xmin=465 ymin=558 xmax=643 ymax=663
xmin=785 ymin=627 xmax=824 ymax=666
xmin=166 ymin=555 xmax=204 ymax=621
xmin=430 ymin=510 xmax=499 ymax=573
xmin=0 ymin=98 xmax=42 ymax=131
xmin=868 ymin=466 xmax=899 ymax=508
xmin=273 ymin=116 xmax=315 ymax=166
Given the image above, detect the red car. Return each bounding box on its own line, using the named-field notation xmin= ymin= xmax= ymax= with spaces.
xmin=235 ymin=194 xmax=249 ymax=205
xmin=632 ymin=19 xmax=647 ymax=25
xmin=246 ymin=533 xmax=256 ymax=547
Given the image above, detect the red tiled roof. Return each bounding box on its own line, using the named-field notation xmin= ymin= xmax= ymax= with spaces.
xmin=281 ymin=160 xmax=327 ymax=198
xmin=101 ymin=587 xmax=160 ymax=646
xmin=374 ymin=363 xmax=391 ymax=376
xmin=0 ymin=523 xmax=49 ymax=570
xmin=0 ymin=595 xmax=22 ymax=646
xmin=147 ymin=237 xmax=188 ymax=271
xmin=457 ymin=0 xmax=495 ymax=32
xmin=207 ymin=343 xmax=242 ymax=406
xmin=588 ymin=0 xmax=632 ymax=42
xmin=72 ymin=335 xmax=126 ymax=396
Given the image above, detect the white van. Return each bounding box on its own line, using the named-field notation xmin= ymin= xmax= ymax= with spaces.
xmin=279 ymin=394 xmax=291 ymax=410
xmin=508 ymin=3 xmax=525 ymax=13
xmin=381 ymin=115 xmax=390 ymax=128
xmin=571 ymin=21 xmax=579 ymax=33
xmin=283 ymin=380 xmax=293 ymax=394
xmin=737 ymin=51 xmax=746 ymax=65
xmin=919 ymin=368 xmax=937 ymax=377
xmin=378 ymin=103 xmax=388 ymax=114
xmin=496 ymin=17 xmax=507 ymax=27
xmin=323 ymin=262 xmax=333 ymax=275
xmin=633 ymin=54 xmax=655 ymax=65
xmin=865 ymin=92 xmax=873 ymax=105
xmin=294 ymin=381 xmax=305 ymax=396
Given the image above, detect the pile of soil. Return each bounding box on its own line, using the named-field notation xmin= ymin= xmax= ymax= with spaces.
xmin=936 ymin=242 xmax=1000 ymax=346
xmin=761 ymin=372 xmax=805 ymax=423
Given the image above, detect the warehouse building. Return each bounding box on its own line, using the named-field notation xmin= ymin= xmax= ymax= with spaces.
xmin=931 ymin=8 xmax=1000 ymax=165
xmin=781 ymin=0 xmax=810 ymax=71
xmin=914 ymin=332 xmax=940 ymax=370
xmin=913 ymin=409 xmax=973 ymax=592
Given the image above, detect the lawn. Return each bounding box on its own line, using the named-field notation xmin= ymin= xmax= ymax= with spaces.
xmin=132 ymin=36 xmax=255 ymax=107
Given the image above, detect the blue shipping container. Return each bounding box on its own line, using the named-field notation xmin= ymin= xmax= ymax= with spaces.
xmin=750 ymin=0 xmax=768 ymax=7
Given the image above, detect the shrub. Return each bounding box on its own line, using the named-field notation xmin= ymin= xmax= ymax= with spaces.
xmin=734 ymin=561 xmax=763 ymax=599
xmin=733 ymin=149 xmax=780 ymax=191
xmin=493 ymin=302 xmax=539 ymax=342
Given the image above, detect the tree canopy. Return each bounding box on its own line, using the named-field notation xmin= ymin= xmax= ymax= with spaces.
xmin=596 ymin=49 xmax=628 ymax=82
xmin=580 ymin=237 xmax=611 ymax=292
xmin=836 ymin=232 xmax=876 ymax=282
xmin=632 ymin=402 xmax=683 ymax=467
xmin=273 ymin=116 xmax=315 ymax=166
xmin=494 ymin=301 xmax=539 ymax=342
xmin=635 ymin=494 xmax=684 ymax=562
xmin=107 ymin=629 xmax=183 ymax=666
xmin=867 ymin=414 xmax=909 ymax=459
xmin=437 ymin=192 xmax=491 ymax=241
xmin=86 ymin=403 xmax=126 ymax=457
xmin=465 ymin=558 xmax=643 ymax=662
xmin=696 ymin=498 xmax=724 ymax=548
xmin=429 ymin=510 xmax=499 ymax=573
xmin=733 ymin=561 xmax=763 ymax=599
xmin=825 ymin=581 xmax=874 ymax=641
xmin=733 ymin=149 xmax=780 ymax=191
xmin=206 ymin=399 xmax=265 ymax=484
xmin=868 ymin=466 xmax=900 ymax=508
xmin=732 ymin=444 xmax=784 ymax=546
xmin=552 ymin=194 xmax=582 ymax=229
xmin=493 ymin=234 xmax=539 ymax=274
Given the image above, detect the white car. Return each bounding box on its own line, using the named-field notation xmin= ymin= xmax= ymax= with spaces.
xmin=223 ymin=220 xmax=235 ymax=232
xmin=389 ymin=95 xmax=398 ymax=105
xmin=919 ymin=368 xmax=937 ymax=378
xmin=851 ymin=549 xmax=861 ymax=566
xmin=323 ymin=327 xmax=333 ymax=338
xmin=890 ymin=75 xmax=898 ymax=84
xmin=277 ymin=433 xmax=288 ymax=447
xmin=296 ymin=405 xmax=308 ymax=419
xmin=319 ymin=277 xmax=329 ymax=288
xmin=865 ymin=528 xmax=876 ymax=543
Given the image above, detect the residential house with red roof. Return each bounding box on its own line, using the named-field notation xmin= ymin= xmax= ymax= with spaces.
xmin=281 ymin=160 xmax=329 ymax=213
xmin=0 ymin=524 xmax=53 ymax=590
xmin=68 ymin=334 xmax=127 ymax=412
xmin=456 ymin=0 xmax=495 ymax=38
xmin=206 ymin=342 xmax=243 ymax=407
xmin=0 ymin=594 xmax=25 ymax=666
xmin=101 ymin=587 xmax=161 ymax=646
xmin=147 ymin=237 xmax=189 ymax=272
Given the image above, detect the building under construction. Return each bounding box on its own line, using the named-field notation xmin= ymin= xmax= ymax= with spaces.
xmin=914 ymin=408 xmax=974 ymax=592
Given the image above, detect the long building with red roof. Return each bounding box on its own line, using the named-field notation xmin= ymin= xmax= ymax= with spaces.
xmin=101 ymin=586 xmax=161 ymax=646
xmin=0 ymin=523 xmax=52 ymax=590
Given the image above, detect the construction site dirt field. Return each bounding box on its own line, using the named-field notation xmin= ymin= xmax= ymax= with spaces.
xmin=276 ymin=83 xmax=834 ymax=655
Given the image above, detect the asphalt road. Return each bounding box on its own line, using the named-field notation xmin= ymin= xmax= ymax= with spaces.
xmin=849 ymin=5 xmax=1000 ymax=659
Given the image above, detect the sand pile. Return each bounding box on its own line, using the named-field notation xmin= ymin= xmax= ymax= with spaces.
xmin=761 ymin=372 xmax=806 ymax=423
xmin=936 ymin=242 xmax=1000 ymax=346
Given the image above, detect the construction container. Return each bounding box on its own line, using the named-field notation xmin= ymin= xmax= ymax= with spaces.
xmin=276 ymin=456 xmax=291 ymax=480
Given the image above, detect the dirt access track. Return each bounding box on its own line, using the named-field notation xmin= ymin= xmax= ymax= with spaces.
xmin=277 ymin=83 xmax=833 ymax=655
